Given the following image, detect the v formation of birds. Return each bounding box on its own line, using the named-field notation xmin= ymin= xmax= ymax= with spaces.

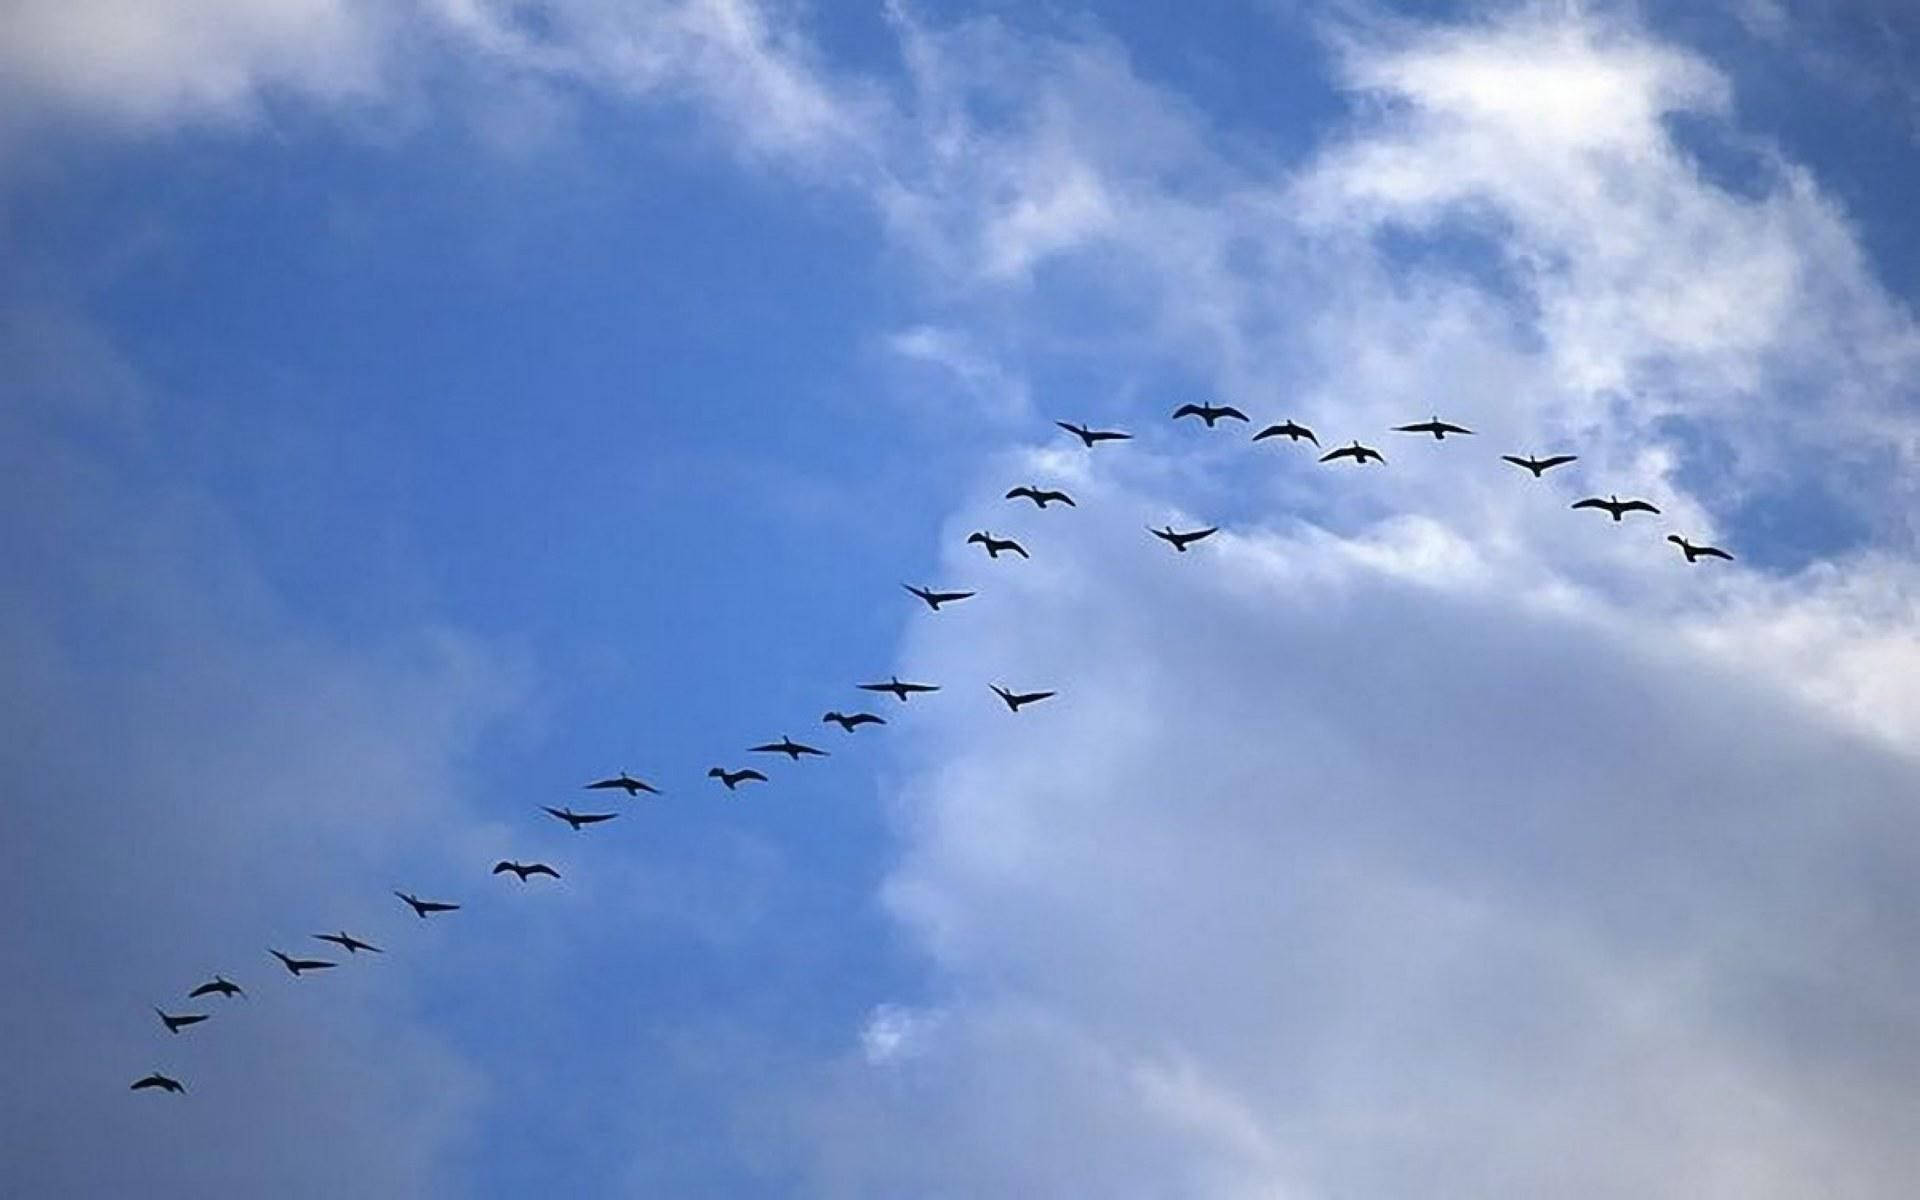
xmin=130 ymin=406 xmax=1729 ymax=1096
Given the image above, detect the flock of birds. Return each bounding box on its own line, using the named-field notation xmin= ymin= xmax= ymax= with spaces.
xmin=127 ymin=404 xmax=1730 ymax=1097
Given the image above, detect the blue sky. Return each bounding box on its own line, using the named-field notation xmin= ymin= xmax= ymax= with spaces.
xmin=8 ymin=1 xmax=1920 ymax=1196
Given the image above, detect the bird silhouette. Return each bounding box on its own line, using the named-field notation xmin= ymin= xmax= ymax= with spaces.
xmin=585 ymin=772 xmax=660 ymax=797
xmin=1150 ymin=525 xmax=1218 ymax=552
xmin=1502 ymin=453 xmax=1578 ymax=477
xmin=1055 ymin=420 xmax=1131 ymax=447
xmin=1172 ymin=403 xmax=1249 ymax=427
xmin=493 ymin=860 xmax=561 ymax=882
xmin=708 ymin=766 xmax=769 ymax=790
xmin=395 ymin=891 xmax=461 ymax=919
xmin=991 ymin=685 xmax=1057 ymax=712
xmin=269 ymin=949 xmax=336 ymax=977
xmin=904 ymin=584 xmax=974 ymax=610
xmin=1668 ymin=535 xmax=1733 ymax=562
xmin=543 ymin=805 xmax=619 ymax=830
xmin=1320 ymin=441 xmax=1385 ymax=465
xmin=858 ymin=676 xmax=940 ymax=703
xmin=187 ymin=975 xmax=243 ymax=1000
xmin=1006 ymin=486 xmax=1076 ymax=508
xmin=1572 ymin=495 xmax=1660 ymax=521
xmin=1393 ymin=416 xmax=1474 ymax=439
xmin=1252 ymin=420 xmax=1318 ymax=446
xmin=967 ymin=531 xmax=1029 ymax=559
xmin=749 ymin=735 xmax=829 ymax=760
xmin=131 ymin=1072 xmax=185 ymax=1094
xmin=155 ymin=1008 xmax=209 ymax=1034
xmin=823 ymin=710 xmax=886 ymax=732
xmin=313 ymin=931 xmax=382 ymax=955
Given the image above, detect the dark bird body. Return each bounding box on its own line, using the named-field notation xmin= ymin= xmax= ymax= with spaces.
xmin=992 ymin=685 xmax=1057 ymax=712
xmin=313 ymin=931 xmax=382 ymax=955
xmin=1056 ymin=421 xmax=1132 ymax=447
xmin=1394 ymin=416 xmax=1474 ymax=439
xmin=749 ymin=736 xmax=829 ymax=760
xmin=1151 ymin=525 xmax=1218 ymax=553
xmin=1668 ymin=535 xmax=1733 ymax=563
xmin=858 ymin=676 xmax=940 ymax=703
xmin=1173 ymin=403 xmax=1249 ymax=428
xmin=708 ymin=766 xmax=769 ymax=790
xmin=585 ymin=772 xmax=660 ymax=797
xmin=131 ymin=1073 xmax=185 ymax=1094
xmin=904 ymin=584 xmax=974 ymax=610
xmin=1572 ymin=494 xmax=1660 ymax=522
xmin=187 ymin=975 xmax=243 ymax=1000
xmin=543 ymin=805 xmax=619 ymax=830
xmin=1502 ymin=453 xmax=1578 ymax=477
xmin=1320 ymin=441 xmax=1385 ymax=465
xmin=823 ymin=710 xmax=886 ymax=732
xmin=155 ymin=1008 xmax=208 ymax=1034
xmin=1006 ymin=486 xmax=1076 ymax=508
xmin=270 ymin=949 xmax=336 ymax=976
xmin=493 ymin=860 xmax=560 ymax=882
xmin=967 ymin=531 xmax=1029 ymax=559
xmin=1252 ymin=420 xmax=1317 ymax=446
xmin=395 ymin=891 xmax=461 ymax=918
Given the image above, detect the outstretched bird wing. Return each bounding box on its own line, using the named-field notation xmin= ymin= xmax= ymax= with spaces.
xmin=1171 ymin=404 xmax=1204 ymax=420
xmin=1319 ymin=445 xmax=1354 ymax=462
xmin=1620 ymin=499 xmax=1660 ymax=514
xmin=1570 ymin=498 xmax=1609 ymax=512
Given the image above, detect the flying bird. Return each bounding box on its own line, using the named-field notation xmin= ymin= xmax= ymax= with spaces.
xmin=269 ymin=949 xmax=336 ymax=977
xmin=1571 ymin=495 xmax=1660 ymax=521
xmin=493 ymin=860 xmax=560 ymax=882
xmin=967 ymin=531 xmax=1029 ymax=559
xmin=1055 ymin=420 xmax=1131 ymax=447
xmin=155 ymin=1008 xmax=209 ymax=1035
xmin=131 ymin=1073 xmax=185 ymax=1094
xmin=708 ymin=766 xmax=769 ymax=790
xmin=313 ymin=931 xmax=382 ymax=955
xmin=991 ymin=685 xmax=1057 ymax=712
xmin=1320 ymin=441 xmax=1385 ymax=465
xmin=1502 ymin=453 xmax=1578 ymax=477
xmin=749 ymin=735 xmax=829 ymax=760
xmin=822 ymin=710 xmax=886 ymax=732
xmin=585 ymin=772 xmax=660 ymax=797
xmin=1252 ymin=420 xmax=1318 ymax=446
xmin=1393 ymin=416 xmax=1475 ymax=439
xmin=1667 ymin=535 xmax=1733 ymax=563
xmin=1150 ymin=525 xmax=1218 ymax=553
xmin=543 ymin=805 xmax=619 ymax=830
xmin=1005 ymin=486 xmax=1076 ymax=508
xmin=904 ymin=584 xmax=974 ymax=611
xmin=187 ymin=975 xmax=243 ymax=1000
xmin=394 ymin=891 xmax=461 ymax=919
xmin=858 ymin=676 xmax=940 ymax=703
xmin=1172 ymin=402 xmax=1249 ymax=427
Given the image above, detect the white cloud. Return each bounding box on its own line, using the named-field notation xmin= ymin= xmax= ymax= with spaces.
xmin=0 ymin=0 xmax=393 ymax=129
xmin=700 ymin=6 xmax=1920 ymax=1197
xmin=14 ymin=0 xmax=1920 ymax=1194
